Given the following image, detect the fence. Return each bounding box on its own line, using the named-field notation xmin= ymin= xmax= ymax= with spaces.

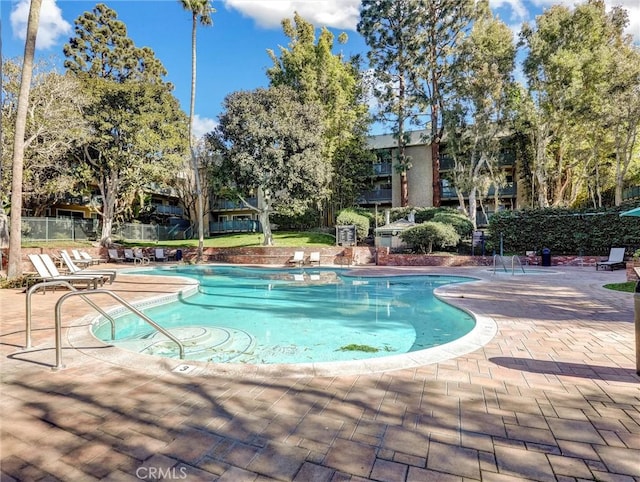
xmin=21 ymin=217 xmax=191 ymax=242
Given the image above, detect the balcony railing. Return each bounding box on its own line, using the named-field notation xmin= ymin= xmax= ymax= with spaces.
xmin=372 ymin=162 xmax=392 ymax=176
xmin=210 ymin=219 xmax=260 ymax=233
xmin=212 ymin=197 xmax=258 ymax=210
xmin=441 ymin=183 xmax=516 ymax=200
xmin=357 ymin=189 xmax=392 ymax=204
xmin=623 ymin=186 xmax=640 ymax=200
xmin=152 ymin=204 xmax=184 ymax=216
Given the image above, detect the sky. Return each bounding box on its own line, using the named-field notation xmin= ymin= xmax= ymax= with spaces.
xmin=2 ymin=0 xmax=639 ymax=139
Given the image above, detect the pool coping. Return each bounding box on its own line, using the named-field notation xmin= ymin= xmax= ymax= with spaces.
xmin=66 ymin=266 xmax=498 ymax=378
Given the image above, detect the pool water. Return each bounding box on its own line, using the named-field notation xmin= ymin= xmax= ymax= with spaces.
xmin=93 ymin=266 xmax=476 ymax=364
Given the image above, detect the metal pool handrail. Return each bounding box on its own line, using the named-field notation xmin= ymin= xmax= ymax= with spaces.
xmin=25 ymin=280 xmax=117 ymax=349
xmin=25 ymin=281 xmax=184 ymax=370
xmin=492 ymin=254 xmax=526 ymax=275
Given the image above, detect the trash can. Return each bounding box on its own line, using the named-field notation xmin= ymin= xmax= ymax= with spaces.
xmin=541 ymin=247 xmax=551 ymax=266
xmin=175 ymin=249 xmax=183 ymax=262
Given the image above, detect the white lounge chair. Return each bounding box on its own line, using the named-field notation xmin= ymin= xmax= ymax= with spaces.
xmin=596 ymin=247 xmax=626 ymax=271
xmin=60 ymin=250 xmax=116 ymax=284
xmin=287 ymin=251 xmax=305 ymax=267
xmin=69 ymin=249 xmax=94 ymax=267
xmin=28 ymin=254 xmax=101 ymax=289
xmin=77 ymin=250 xmax=105 ymax=265
xmin=308 ymin=252 xmax=320 ymax=266
xmin=124 ymin=249 xmax=136 ymax=263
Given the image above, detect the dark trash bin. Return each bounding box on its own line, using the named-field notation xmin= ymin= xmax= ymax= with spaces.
xmin=175 ymin=249 xmax=183 ymax=262
xmin=541 ymin=248 xmax=551 ymax=266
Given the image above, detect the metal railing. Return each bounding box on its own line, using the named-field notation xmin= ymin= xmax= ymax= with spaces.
xmin=491 ymin=254 xmax=526 ymax=275
xmin=24 ymin=281 xmax=184 ymax=370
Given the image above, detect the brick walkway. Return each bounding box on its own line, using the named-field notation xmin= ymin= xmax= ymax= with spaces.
xmin=1 ymin=264 xmax=639 ymax=481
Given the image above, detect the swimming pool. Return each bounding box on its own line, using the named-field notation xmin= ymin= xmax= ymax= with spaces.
xmin=92 ymin=266 xmax=477 ymax=365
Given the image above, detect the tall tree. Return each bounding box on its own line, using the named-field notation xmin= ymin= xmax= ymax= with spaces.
xmin=268 ymin=12 xmax=372 ymax=220
xmin=64 ymin=4 xmax=188 ymax=245
xmin=2 ymin=59 xmax=89 ymax=216
xmin=414 ymin=0 xmax=475 ymax=207
xmin=7 ymin=0 xmax=42 ymax=278
xmin=179 ymin=0 xmax=215 ymax=262
xmin=211 ymin=86 xmax=328 ymax=246
xmin=519 ymin=0 xmax=639 ymax=207
xmin=358 ymin=0 xmax=422 ymax=207
xmin=444 ymin=0 xmax=516 ymax=229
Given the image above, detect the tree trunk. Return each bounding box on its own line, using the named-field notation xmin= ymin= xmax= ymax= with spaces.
xmin=7 ymin=0 xmax=42 ymax=278
xmin=189 ymin=13 xmax=204 ymax=262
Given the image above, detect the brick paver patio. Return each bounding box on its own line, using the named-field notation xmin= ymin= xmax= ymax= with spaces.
xmin=1 ymin=264 xmax=638 ymax=481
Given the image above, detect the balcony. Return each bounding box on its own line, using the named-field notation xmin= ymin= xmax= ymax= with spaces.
xmin=372 ymin=162 xmax=392 ymax=176
xmin=623 ymin=186 xmax=640 ymax=200
xmin=440 ymin=182 xmax=516 ymax=200
xmin=357 ymin=189 xmax=392 ymax=204
xmin=210 ymin=219 xmax=260 ymax=233
xmin=152 ymin=204 xmax=184 ymax=216
xmin=212 ymin=197 xmax=258 ymax=210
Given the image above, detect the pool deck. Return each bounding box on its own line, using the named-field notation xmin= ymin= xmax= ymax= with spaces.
xmin=1 ymin=264 xmax=639 ymax=481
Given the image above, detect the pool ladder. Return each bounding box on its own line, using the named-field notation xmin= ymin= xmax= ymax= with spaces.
xmin=492 ymin=254 xmax=526 ymax=275
xmin=25 ymin=280 xmax=185 ymax=370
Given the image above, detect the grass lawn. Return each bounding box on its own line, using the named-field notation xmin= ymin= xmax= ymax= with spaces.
xmin=23 ymin=231 xmax=337 ymax=249
xmin=603 ymin=281 xmax=637 ymax=293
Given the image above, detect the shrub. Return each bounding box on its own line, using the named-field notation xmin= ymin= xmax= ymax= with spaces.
xmin=487 ymin=206 xmax=640 ymax=255
xmin=400 ymin=221 xmax=460 ymax=253
xmin=432 ymin=212 xmax=474 ymax=238
xmin=336 ymin=208 xmax=370 ymax=241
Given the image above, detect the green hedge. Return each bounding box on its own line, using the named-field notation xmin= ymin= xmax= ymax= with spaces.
xmin=487 ymin=206 xmax=640 ymax=256
xmin=336 ymin=209 xmax=370 ymax=241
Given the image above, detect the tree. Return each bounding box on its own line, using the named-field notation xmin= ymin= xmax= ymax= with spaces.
xmin=2 ymin=59 xmax=89 ymax=216
xmin=444 ymin=1 xmax=516 ymax=229
xmin=7 ymin=0 xmax=42 ymax=278
xmin=414 ymin=0 xmax=475 ymax=207
xmin=179 ymin=0 xmax=215 ymax=262
xmin=268 ymin=12 xmax=372 ymax=219
xmin=211 ymin=86 xmax=328 ymax=246
xmin=358 ymin=0 xmax=423 ymax=207
xmin=64 ymin=4 xmax=188 ymax=245
xmin=519 ymin=0 xmax=639 ymax=207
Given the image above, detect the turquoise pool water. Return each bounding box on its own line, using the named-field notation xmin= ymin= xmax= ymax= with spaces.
xmin=93 ymin=266 xmax=476 ymax=364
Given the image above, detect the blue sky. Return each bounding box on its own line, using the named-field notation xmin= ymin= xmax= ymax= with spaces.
xmin=2 ymin=0 xmax=639 ymax=138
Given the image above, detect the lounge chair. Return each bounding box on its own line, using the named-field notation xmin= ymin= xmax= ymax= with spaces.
xmin=152 ymin=248 xmax=167 ymax=262
xmin=124 ymin=249 xmax=136 ymax=263
xmin=133 ymin=248 xmax=150 ymax=265
xmin=596 ymin=247 xmax=626 ymax=271
xmin=307 ymin=252 xmax=320 ymax=266
xmin=28 ymin=254 xmax=101 ymax=290
xmin=287 ymin=251 xmax=304 ymax=267
xmin=69 ymin=249 xmax=93 ymax=268
xmin=76 ymin=249 xmax=105 ymax=265
xmin=108 ymin=249 xmax=125 ymax=263
xmin=60 ymin=250 xmax=116 ymax=284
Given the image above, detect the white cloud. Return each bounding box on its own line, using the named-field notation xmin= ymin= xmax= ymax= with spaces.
xmin=10 ymin=0 xmax=71 ymax=50
xmin=192 ymin=114 xmax=218 ymax=140
xmin=223 ymin=0 xmax=361 ymax=30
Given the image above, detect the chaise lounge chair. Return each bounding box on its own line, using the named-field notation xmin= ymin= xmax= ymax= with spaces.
xmin=307 ymin=252 xmax=321 ymax=266
xmin=287 ymin=251 xmax=305 ymax=267
xmin=60 ymin=250 xmax=117 ymax=284
xmin=152 ymin=248 xmax=167 ymax=262
xmin=28 ymin=254 xmax=102 ymax=290
xmin=596 ymin=247 xmax=626 ymax=271
xmin=108 ymin=249 xmax=125 ymax=263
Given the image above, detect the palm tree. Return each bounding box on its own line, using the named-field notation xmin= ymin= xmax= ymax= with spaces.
xmin=7 ymin=0 xmax=43 ymax=278
xmin=179 ymin=0 xmax=215 ymax=263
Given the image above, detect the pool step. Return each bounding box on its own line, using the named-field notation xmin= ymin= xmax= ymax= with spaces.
xmin=115 ymin=325 xmax=256 ymax=362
